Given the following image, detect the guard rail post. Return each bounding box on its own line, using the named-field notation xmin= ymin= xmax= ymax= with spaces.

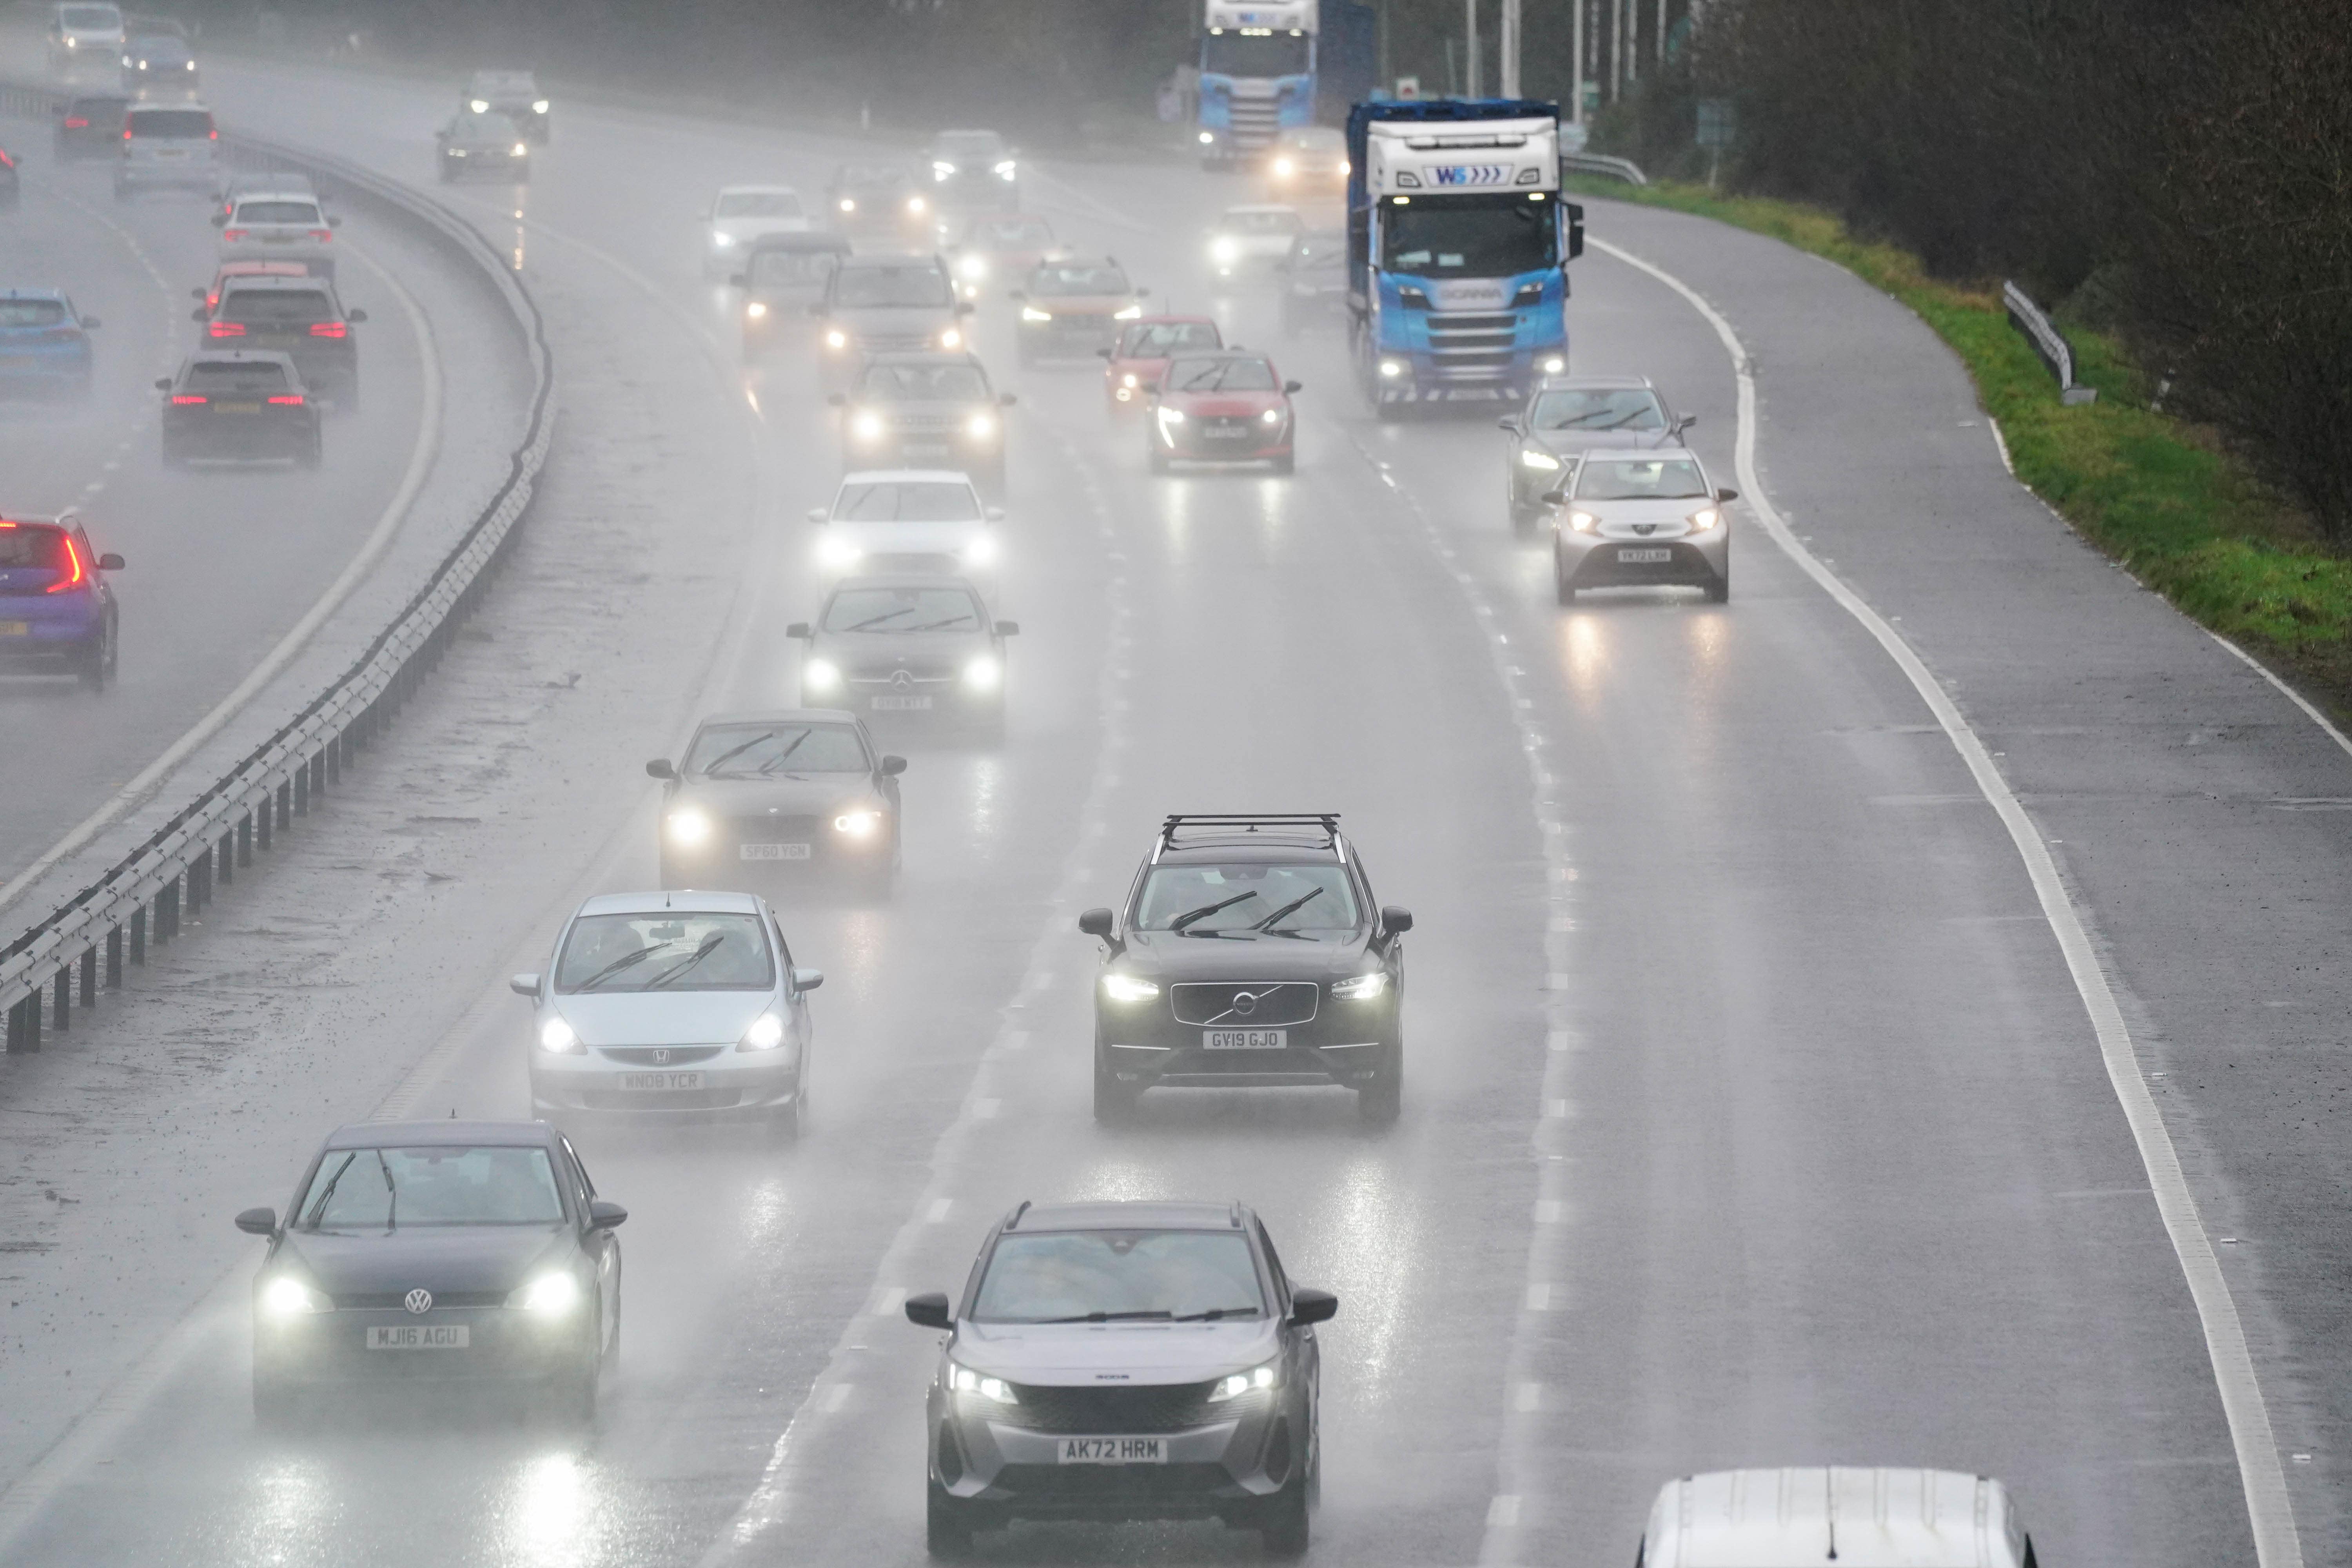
xmin=2003 ymin=281 xmax=2098 ymax=406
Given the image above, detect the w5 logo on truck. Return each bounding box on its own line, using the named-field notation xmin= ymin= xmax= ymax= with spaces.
xmin=1431 ymin=165 xmax=1508 ymax=186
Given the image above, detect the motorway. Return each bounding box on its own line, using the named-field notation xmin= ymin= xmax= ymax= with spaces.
xmin=2 ymin=43 xmax=2350 ymax=1568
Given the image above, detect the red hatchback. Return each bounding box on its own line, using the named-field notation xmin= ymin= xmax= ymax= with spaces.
xmin=1146 ymin=349 xmax=1299 ymax=474
xmin=1100 ymin=316 xmax=1222 ymax=412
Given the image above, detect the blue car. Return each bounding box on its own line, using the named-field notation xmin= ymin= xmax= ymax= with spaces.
xmin=0 ymin=513 xmax=122 ymax=689
xmin=0 ymin=289 xmax=101 ymax=396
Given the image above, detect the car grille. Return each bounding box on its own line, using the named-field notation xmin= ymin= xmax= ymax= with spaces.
xmin=847 ymin=664 xmax=958 ymax=686
xmin=1171 ymin=981 xmax=1319 ymax=1027
xmin=727 ymin=814 xmax=821 ymax=841
xmin=861 ymin=332 xmax=935 ymax=355
xmin=579 ymin=1086 xmax=745 ymax=1111
xmin=1191 ymin=414 xmax=1265 ymax=440
xmin=887 ymin=412 xmax=961 ymax=432
xmin=993 ymin=1378 xmax=1241 ymax=1433
xmin=332 ymin=1290 xmax=506 ymax=1310
xmin=599 ymin=1046 xmax=726 ymax=1066
xmin=1426 ymin=312 xmax=1519 ymax=380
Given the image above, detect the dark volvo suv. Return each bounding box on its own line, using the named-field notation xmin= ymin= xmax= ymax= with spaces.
xmin=1080 ymin=815 xmax=1410 ymax=1124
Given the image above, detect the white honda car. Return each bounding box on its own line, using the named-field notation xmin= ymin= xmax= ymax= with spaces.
xmin=806 ymin=469 xmax=1002 ymax=588
xmin=511 ymin=890 xmax=822 ymax=1134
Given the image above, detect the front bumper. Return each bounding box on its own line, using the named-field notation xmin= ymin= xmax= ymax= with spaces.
xmin=1097 ymin=992 xmax=1394 ymax=1089
xmin=1152 ymin=417 xmax=1292 ymax=465
xmin=443 ymin=147 xmax=529 ymax=175
xmin=660 ymin=812 xmax=896 ymax=888
xmin=1555 ymin=526 xmax=1728 ymax=590
xmin=531 ymin=1044 xmax=803 ymax=1117
xmin=255 ymin=1305 xmax=592 ymax=1390
xmin=841 ymin=428 xmax=1002 ymax=477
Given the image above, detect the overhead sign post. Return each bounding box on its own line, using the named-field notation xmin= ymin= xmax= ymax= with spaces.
xmin=1695 ymin=97 xmax=1735 ymax=187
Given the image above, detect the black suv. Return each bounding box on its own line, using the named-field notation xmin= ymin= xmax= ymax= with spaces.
xmin=1080 ymin=815 xmax=1410 ymax=1124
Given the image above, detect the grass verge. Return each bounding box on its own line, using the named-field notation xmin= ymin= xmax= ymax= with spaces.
xmin=1567 ymin=176 xmax=2352 ymax=721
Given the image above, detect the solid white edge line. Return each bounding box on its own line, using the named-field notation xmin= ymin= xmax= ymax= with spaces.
xmin=2205 ymin=632 xmax=2352 ymax=762
xmin=0 ymin=238 xmax=445 ymax=915
xmin=1589 ymin=234 xmax=2303 ymax=1568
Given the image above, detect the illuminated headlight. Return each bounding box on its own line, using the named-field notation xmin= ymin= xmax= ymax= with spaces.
xmin=994 ymin=160 xmax=1016 ymax=178
xmin=1687 ymin=507 xmax=1720 ymax=533
xmin=962 ymin=533 xmax=998 ymax=567
xmin=1379 ymin=359 xmax=1406 ymax=379
xmin=965 ymin=412 xmax=995 ymax=440
xmin=851 ymin=410 xmax=886 ymax=441
xmin=825 ymin=328 xmax=849 ymax=350
xmin=1272 ymin=157 xmax=1294 ymax=177
xmin=1100 ymin=972 xmax=1159 ymax=1003
xmin=470 ymin=98 xmax=488 ymax=111
xmin=136 ymin=59 xmax=147 ymax=69
xmin=962 ymin=655 xmax=1000 ymax=691
xmin=532 ymin=99 xmax=550 ymax=113
xmin=907 ymin=196 xmax=927 ymax=215
xmin=1156 ymin=406 xmax=1186 ymax=426
xmin=512 ymin=142 xmax=529 ymax=156
xmin=1211 ymin=237 xmax=1240 ymax=263
xmin=833 ymin=809 xmax=880 ymax=837
xmin=1120 ymin=373 xmax=1139 ymax=388
xmin=816 ymin=535 xmax=862 ymax=569
xmin=711 ymin=231 xmax=737 ymax=248
xmin=838 ymin=197 xmax=856 ymax=213
xmin=958 ymin=254 xmax=986 ymax=279
xmin=1020 ymin=306 xmax=1052 ymax=323
xmin=1331 ymin=971 xmax=1389 ymax=1000
xmin=948 ymin=1361 xmax=1017 ymax=1404
xmin=938 ymin=326 xmax=963 ymax=349
xmin=261 ymin=1276 xmax=329 ymax=1318
xmin=1198 ymin=130 xmax=1215 ymax=145
xmin=664 ymin=807 xmax=713 ymax=846
xmin=508 ymin=1272 xmax=581 ymax=1317
xmin=932 ymin=161 xmax=956 ymax=178
xmin=1568 ymin=510 xmax=1598 ymax=534
xmin=184 ymin=60 xmax=194 ymax=69
xmin=1207 ymin=1361 xmax=1278 ymax=1401
xmin=739 ymin=1011 xmax=787 ymax=1051
xmin=745 ymin=301 xmax=768 ymax=319
xmin=1114 ymin=302 xmax=1143 ymax=320
xmin=538 ymin=1015 xmax=582 ymax=1053
xmin=1541 ymin=356 xmax=1567 ymax=374
xmin=1260 ymin=407 xmax=1283 ymax=425
xmin=803 ymin=657 xmax=843 ymax=690
xmin=1518 ymin=448 xmax=1562 ymax=471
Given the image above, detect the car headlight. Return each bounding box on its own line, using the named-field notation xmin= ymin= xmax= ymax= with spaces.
xmin=184 ymin=60 xmax=194 ymax=69
xmin=833 ymin=809 xmax=880 ymax=837
xmin=745 ymin=301 xmax=768 ymax=319
xmin=1272 ymin=157 xmax=1294 ymax=177
xmin=994 ymin=160 xmax=1017 ymax=178
xmin=938 ymin=326 xmax=963 ymax=349
xmin=1120 ymin=372 xmax=1139 ymax=388
xmin=512 ymin=142 xmax=529 ymax=156
xmin=665 ymin=807 xmax=713 ymax=846
xmin=1207 ymin=1361 xmax=1279 ymax=1402
xmin=470 ymin=98 xmax=488 ymax=111
xmin=538 ymin=1015 xmax=583 ymax=1053
xmin=1260 ymin=407 xmax=1283 ymax=425
xmin=532 ymin=99 xmax=550 ymax=113
xmin=1020 ymin=305 xmax=1052 ymax=323
xmin=1379 ymin=358 xmax=1406 ymax=379
xmin=1687 ymin=507 xmax=1721 ymax=533
xmin=739 ymin=1012 xmax=787 ymax=1051
xmin=958 ymin=254 xmax=986 ymax=280
xmin=712 ymin=231 xmax=736 ymax=248
xmin=1211 ymin=237 xmax=1239 ymax=263
xmin=947 ymin=1361 xmax=1017 ymax=1404
xmin=816 ymin=534 xmax=863 ymax=569
xmin=508 ymin=1272 xmax=581 ymax=1316
xmin=851 ymin=410 xmax=886 ymax=441
xmin=906 ymin=196 xmax=926 ymax=214
xmin=1541 ymin=356 xmax=1567 ymax=374
xmin=1100 ymin=972 xmax=1159 ymax=1003
xmin=1114 ymin=302 xmax=1143 ymax=320
xmin=803 ymin=657 xmax=842 ymax=690
xmin=1518 ymin=448 xmax=1562 ymax=471
xmin=838 ymin=197 xmax=855 ymax=213
xmin=965 ymin=412 xmax=995 ymax=440
xmin=932 ymin=160 xmax=956 ymax=178
xmin=1156 ymin=406 xmax=1186 ymax=426
xmin=261 ymin=1276 xmax=329 ymax=1317
xmin=1198 ymin=130 xmax=1215 ymax=145
xmin=962 ymin=532 xmax=998 ymax=566
xmin=962 ymin=655 xmax=1000 ymax=691
xmin=1331 ymin=971 xmax=1389 ymax=1001
xmin=1568 ymin=510 xmax=1598 ymax=533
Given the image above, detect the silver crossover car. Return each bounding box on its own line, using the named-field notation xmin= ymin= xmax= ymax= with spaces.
xmin=905 ymin=1200 xmax=1336 ymax=1555
xmin=1546 ymin=446 xmax=1737 ymax=604
xmin=511 ymin=890 xmax=822 ymax=1133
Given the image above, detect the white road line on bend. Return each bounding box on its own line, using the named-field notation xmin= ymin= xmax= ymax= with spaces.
xmin=1590 ymin=234 xmax=2305 ymax=1568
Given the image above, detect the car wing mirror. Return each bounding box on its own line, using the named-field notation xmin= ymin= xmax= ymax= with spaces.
xmin=1289 ymin=1286 xmax=1338 ymax=1326
xmin=1283 ymin=380 xmax=1302 ymax=394
xmin=210 ymin=212 xmax=225 ymax=227
xmin=792 ymin=966 xmax=825 ymax=993
xmin=1096 ymin=346 xmax=1114 ymax=359
xmin=1078 ymin=907 xmax=1117 ymax=942
xmin=1498 ymin=416 xmax=1522 ymax=434
xmin=807 ymin=507 xmax=829 ymax=523
xmin=1539 ymin=488 xmax=1568 ymax=506
xmin=190 ymin=307 xmax=210 ymax=322
xmin=878 ymin=755 xmax=908 ymax=778
xmin=328 ymin=215 xmax=343 ymax=227
xmin=786 ymin=621 xmax=812 ymax=639
xmin=644 ymin=758 xmax=676 ymax=780
xmin=984 ymin=506 xmax=1005 ymax=521
xmin=1379 ymin=904 xmax=1414 ymax=938
xmin=154 ymin=377 xmax=174 ymax=392
xmin=80 ymin=316 xmax=101 ymax=330
xmin=346 ymin=308 xmax=367 ymax=324
xmin=235 ymin=1207 xmax=278 ymax=1236
xmin=994 ymin=619 xmax=1019 ymax=636
xmin=1676 ymin=413 xmax=1700 ymax=431
xmin=191 ymin=287 xmax=209 ymax=300
xmin=1716 ymin=487 xmax=1739 ymax=502
xmin=98 ymin=552 xmax=124 ymax=570
xmin=508 ymin=971 xmax=541 ymax=996
xmin=904 ymin=1290 xmax=953 ymax=1330
xmin=586 ymin=1199 xmax=628 ymax=1230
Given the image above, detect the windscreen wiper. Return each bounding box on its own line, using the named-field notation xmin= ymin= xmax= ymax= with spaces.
xmin=1250 ymin=887 xmax=1321 ymax=931
xmin=1171 ymin=1307 xmax=1258 ymax=1321
xmin=1171 ymin=891 xmax=1258 ymax=932
xmin=575 ymin=941 xmax=673 ymax=991
xmin=644 ymin=932 xmax=726 ymax=989
xmin=757 ymin=731 xmax=812 ymax=774
xmin=376 ymin=1149 xmax=399 ymax=1233
xmin=700 ymin=732 xmax=772 ymax=775
xmin=847 ymin=608 xmax=917 ymax=632
xmin=1034 ymin=1309 xmax=1174 ymax=1323
xmin=301 ymin=1152 xmax=358 ymax=1230
xmin=908 ymin=617 xmax=979 ymax=632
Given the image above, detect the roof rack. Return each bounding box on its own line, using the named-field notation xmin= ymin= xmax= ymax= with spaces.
xmin=1155 ymin=814 xmax=1342 ymax=859
xmin=1229 ymin=1201 xmax=1245 ymax=1229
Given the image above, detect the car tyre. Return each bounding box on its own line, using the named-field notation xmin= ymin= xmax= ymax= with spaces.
xmin=1704 ymin=566 xmax=1730 ymax=603
xmin=1259 ymin=1468 xmax=1312 ymax=1557
xmin=1357 ymin=1063 xmax=1402 ymax=1125
xmin=253 ymin=1376 xmax=303 ymax=1432
xmin=1147 ymin=446 xmax=1170 ymax=475
xmin=1093 ymin=1051 xmax=1140 ymax=1124
xmin=1270 ymin=451 xmax=1295 ymax=475
xmin=77 ymin=619 xmax=116 ymax=693
xmin=299 ymin=433 xmax=321 ymax=470
xmin=926 ymin=1480 xmax=975 ymax=1557
xmin=1553 ymin=547 xmax=1578 ymax=605
xmin=601 ymin=1291 xmax=622 ymax=1376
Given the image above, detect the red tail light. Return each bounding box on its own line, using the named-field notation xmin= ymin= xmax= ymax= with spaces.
xmin=221 ymin=228 xmax=246 ymax=241
xmin=63 ymin=116 xmax=88 ymax=128
xmin=45 ymin=535 xmax=86 ymax=594
xmin=0 ymin=150 xmax=14 ymax=170
xmin=209 ymin=128 xmax=218 ymax=140
xmin=307 ymin=321 xmax=346 ymax=338
xmin=309 ymin=229 xmax=332 ymax=242
xmin=207 ymin=321 xmax=243 ymax=337
xmin=267 ymin=394 xmax=304 ymax=405
xmin=122 ymin=127 xmax=131 ymax=140
xmin=170 ymin=393 xmax=207 ymax=404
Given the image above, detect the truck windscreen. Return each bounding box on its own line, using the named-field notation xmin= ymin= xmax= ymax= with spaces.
xmin=1201 ymin=31 xmax=1311 ymax=76
xmin=1383 ymin=194 xmax=1557 ymax=277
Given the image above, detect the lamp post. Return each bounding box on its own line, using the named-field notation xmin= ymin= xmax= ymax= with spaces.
xmin=1499 ymin=0 xmax=1520 ymax=96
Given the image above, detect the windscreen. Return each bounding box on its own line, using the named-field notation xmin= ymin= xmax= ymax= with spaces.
xmin=235 ymin=202 xmax=322 ymax=225
xmin=934 ymin=132 xmax=1004 ymax=161
xmin=837 ymin=164 xmax=908 ymax=190
xmin=1575 ymin=457 xmax=1710 ymax=501
xmin=0 ymin=527 xmax=65 ymax=571
xmin=1165 ymin=357 xmax=1277 ymax=393
xmin=1120 ymin=321 xmax=1221 ymax=357
xmin=0 ymin=300 xmax=69 ymax=328
xmin=1201 ymin=30 xmax=1311 ymax=76
xmin=65 ymin=97 xmax=127 ymax=118
xmin=456 ymin=112 xmax=519 ymax=137
xmin=1383 ymin=193 xmax=1558 ymax=275
xmin=1224 ymin=209 xmax=1302 ymax=236
xmin=822 ymin=585 xmax=986 ymax=633
xmin=471 ymin=72 xmax=535 ymax=93
xmin=832 ymin=264 xmax=953 ymax=309
xmin=294 ymin=1145 xmax=564 ymax=1230
xmin=1532 ymin=388 xmax=1666 ymax=433
xmin=61 ymin=6 xmax=120 ymax=28
xmin=221 ymin=290 xmax=333 ymax=325
xmin=1135 ymin=862 xmax=1361 ymax=933
xmin=975 ymin=218 xmax=1053 ymax=248
xmin=749 ymin=249 xmax=837 ymax=285
xmin=683 ymin=722 xmax=870 ymax=776
xmin=858 ymin=362 xmax=989 ymax=401
xmin=554 ymin=911 xmax=777 ymax=993
xmin=129 ymin=109 xmax=213 ymax=139
xmin=185 ymin=361 xmax=291 ymax=394
xmin=832 ymin=480 xmax=980 ymax=522
xmin=717 ymin=191 xmax=802 ymax=218
xmin=973 ymin=1230 xmax=1265 ymax=1323
xmin=1028 ymin=264 xmax=1130 ymax=297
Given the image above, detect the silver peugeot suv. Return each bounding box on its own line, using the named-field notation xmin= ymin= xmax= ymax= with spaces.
xmin=904 ymin=1199 xmax=1336 ymax=1556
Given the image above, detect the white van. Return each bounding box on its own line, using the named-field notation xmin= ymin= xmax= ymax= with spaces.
xmin=1637 ymin=1469 xmax=2037 ymax=1568
xmin=46 ymin=2 xmax=125 ymax=69
xmin=115 ymin=101 xmax=220 ymax=200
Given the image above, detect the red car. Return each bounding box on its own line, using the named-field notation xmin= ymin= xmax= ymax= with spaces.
xmin=1146 ymin=349 xmax=1299 ymax=474
xmin=1100 ymin=315 xmax=1222 ymax=412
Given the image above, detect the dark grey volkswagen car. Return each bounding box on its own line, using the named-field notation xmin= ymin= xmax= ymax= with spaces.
xmin=235 ymin=1120 xmax=624 ymax=1426
xmin=1081 ymin=815 xmax=1410 ymax=1123
xmin=789 ymin=574 xmax=1016 ymax=739
xmin=647 ymin=710 xmax=905 ymax=895
xmin=905 ymin=1200 xmax=1335 ymax=1556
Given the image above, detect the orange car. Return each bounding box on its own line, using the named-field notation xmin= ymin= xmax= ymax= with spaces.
xmin=1099 ymin=315 xmax=1223 ymax=411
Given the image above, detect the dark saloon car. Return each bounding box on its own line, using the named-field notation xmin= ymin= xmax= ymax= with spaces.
xmin=1278 ymin=228 xmax=1347 ymax=336
xmin=789 ymin=575 xmax=1016 ymax=739
xmin=906 ymin=1199 xmax=1334 ymax=1555
xmin=463 ymin=69 xmax=549 ymax=142
xmin=1499 ymin=375 xmax=1692 ymax=529
xmin=0 ymin=512 xmax=122 ymax=689
xmin=159 ymin=351 xmax=319 ymax=467
xmin=829 ymin=351 xmax=1012 ymax=490
xmin=437 ymin=109 xmax=530 ymax=182
xmin=1080 ymin=815 xmax=1408 ymax=1122
xmin=926 ymin=128 xmax=1019 ymax=214
xmin=825 ymin=161 xmax=929 ymax=243
xmin=196 ymin=275 xmax=364 ymax=406
xmin=734 ymin=231 xmax=850 ymax=358
xmin=1148 ymin=350 xmax=1299 ymax=475
xmin=812 ymin=253 xmax=969 ymax=392
xmin=120 ymin=28 xmax=198 ymax=87
xmin=647 ymin=711 xmax=905 ymax=895
xmin=236 ymin=1120 xmax=625 ymax=1426
xmin=52 ymin=93 xmax=129 ymax=160
xmin=0 ymin=289 xmax=100 ymax=396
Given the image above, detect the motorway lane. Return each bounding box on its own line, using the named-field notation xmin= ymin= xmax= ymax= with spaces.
xmin=0 ymin=55 xmax=2319 ymax=1568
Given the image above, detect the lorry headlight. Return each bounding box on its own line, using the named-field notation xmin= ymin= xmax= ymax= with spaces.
xmin=664 ymin=808 xmax=713 ymax=846
xmin=262 ymin=1276 xmax=329 ymax=1317
xmin=1518 ymin=449 xmax=1561 ymax=471
xmin=1379 ymin=359 xmax=1406 ymax=379
xmin=1020 ymin=306 xmax=1052 ymax=323
xmin=1331 ymin=971 xmax=1389 ymax=1000
xmin=1541 ymin=356 xmax=1567 ymax=374
xmin=803 ymin=657 xmax=842 ymax=690
xmin=1100 ymin=973 xmax=1159 ymax=1003
xmin=965 ymin=412 xmax=996 ymax=439
xmin=739 ymin=1012 xmax=787 ymax=1051
xmin=1207 ymin=1361 xmax=1278 ymax=1401
xmin=1198 ymin=130 xmax=1215 ymax=145
xmin=851 ymin=410 xmax=886 ymax=441
xmin=508 ymin=1272 xmax=581 ymax=1316
xmin=1272 ymin=157 xmax=1294 ymax=177
xmin=538 ymin=1015 xmax=582 ymax=1053
xmin=962 ymin=655 xmax=1000 ymax=691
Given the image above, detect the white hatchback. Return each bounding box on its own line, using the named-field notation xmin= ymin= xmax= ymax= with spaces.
xmin=216 ymin=191 xmax=339 ymax=276
xmin=807 ymin=469 xmax=1002 ymax=586
xmin=511 ymin=890 xmax=822 ymax=1134
xmin=1637 ymin=1469 xmax=2036 ymax=1568
xmin=704 ymin=184 xmax=810 ymax=278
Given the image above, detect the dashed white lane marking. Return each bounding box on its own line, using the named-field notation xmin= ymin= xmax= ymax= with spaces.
xmin=1588 ymin=234 xmax=2305 ymax=1568
xmin=923 ymin=1198 xmax=954 ymax=1224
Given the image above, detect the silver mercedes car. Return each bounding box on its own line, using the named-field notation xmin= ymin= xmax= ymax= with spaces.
xmin=904 ymin=1199 xmax=1336 ymax=1556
